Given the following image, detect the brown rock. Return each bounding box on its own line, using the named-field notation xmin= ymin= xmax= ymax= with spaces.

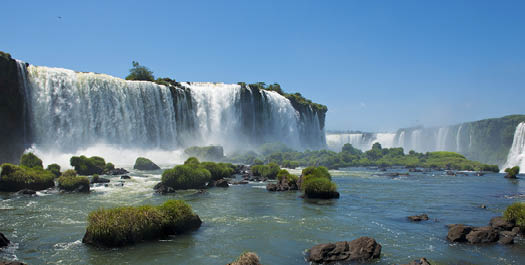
xmin=408 ymin=214 xmax=429 ymax=222
xmin=227 ymin=252 xmax=261 ymax=265
xmin=466 ymin=226 xmax=499 ymax=244
xmin=447 ymin=224 xmax=472 ymax=242
xmin=308 ymin=237 xmax=381 ymax=263
xmin=402 ymin=257 xmax=432 ymax=265
xmin=498 ymin=231 xmax=515 ymax=245
xmin=489 ymin=216 xmax=514 ymax=231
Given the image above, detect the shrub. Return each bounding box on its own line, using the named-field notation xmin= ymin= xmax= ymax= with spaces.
xmin=104 ymin=162 xmax=115 ymax=172
xmin=62 ymin=169 xmax=77 ymax=177
xmin=504 ymin=202 xmax=525 ymax=229
xmin=161 ymin=165 xmax=211 ymax=190
xmin=70 ymin=155 xmax=107 ymax=175
xmin=92 ymin=174 xmax=100 ymax=182
xmin=20 ymin=152 xmax=43 ymax=168
xmin=200 ymin=162 xmax=234 ymax=180
xmin=504 ymin=166 xmax=520 ymax=178
xmin=83 ymin=200 xmax=201 ymax=247
xmin=303 ymin=177 xmax=338 ymax=199
xmin=58 ymin=175 xmax=90 ymax=192
xmin=134 ymin=157 xmax=160 ymax=170
xmin=0 ymin=163 xmax=55 ymax=191
xmin=260 ymin=163 xmax=280 ymax=179
xmin=184 ymin=157 xmax=200 ymax=166
xmin=46 ymin=163 xmax=61 ymax=177
xmin=125 ymin=61 xmax=154 ymax=81
xmin=302 ymin=166 xmax=331 ymax=181
xmin=277 ymin=169 xmax=298 ymax=185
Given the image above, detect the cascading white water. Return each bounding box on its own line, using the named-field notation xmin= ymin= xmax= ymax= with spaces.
xmin=436 ymin=127 xmax=449 ymax=151
xmin=456 ymin=124 xmax=463 ymax=153
xmin=325 ymin=132 xmax=395 ymax=151
xmin=502 ymin=122 xmax=525 ymax=173
xmin=19 ymin=65 xmax=325 ymax=167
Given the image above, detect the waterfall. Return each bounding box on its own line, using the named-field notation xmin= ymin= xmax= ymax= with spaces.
xmin=17 ymin=64 xmax=325 ymax=165
xmin=502 ymin=122 xmax=525 ymax=173
xmin=456 ymin=125 xmax=463 ymax=153
xmin=325 ymin=132 xmax=395 ymax=151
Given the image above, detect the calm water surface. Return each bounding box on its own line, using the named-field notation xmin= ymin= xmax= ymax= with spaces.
xmin=1 ymin=167 xmax=524 ymax=264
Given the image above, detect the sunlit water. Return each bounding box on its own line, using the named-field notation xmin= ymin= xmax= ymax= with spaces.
xmin=1 ymin=167 xmax=524 ymax=264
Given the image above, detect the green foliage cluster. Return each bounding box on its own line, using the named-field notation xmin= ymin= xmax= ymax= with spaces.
xmin=134 ymin=157 xmax=161 ymax=170
xmin=184 ymin=146 xmax=224 ymax=161
xmin=84 ymin=199 xmax=200 ymax=247
xmin=504 ymin=202 xmax=525 ymax=229
xmin=46 ymin=163 xmax=61 ymax=177
xmin=70 ymin=155 xmax=111 ymax=175
xmin=20 ymin=152 xmax=43 ymax=168
xmin=154 ymin=77 xmax=181 ymax=88
xmin=251 ymin=163 xmax=280 ymax=179
xmin=504 ymin=166 xmax=520 ymax=178
xmin=0 ymin=163 xmax=55 ymax=191
xmin=62 ymin=169 xmax=78 ymax=177
xmin=227 ymin=142 xmax=499 ymax=172
xmin=276 ymin=169 xmax=298 ymax=185
xmin=125 ymin=61 xmax=154 ymax=81
xmin=301 ymin=166 xmax=337 ymax=198
xmin=58 ymin=175 xmax=90 ymax=192
xmin=161 ymin=157 xmax=234 ymax=189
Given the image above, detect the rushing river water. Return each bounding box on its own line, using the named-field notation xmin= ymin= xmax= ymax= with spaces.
xmin=1 ymin=167 xmax=524 ymax=264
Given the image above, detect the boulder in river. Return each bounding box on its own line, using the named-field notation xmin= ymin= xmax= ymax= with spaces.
xmin=408 ymin=214 xmax=429 ymax=222
xmin=227 ymin=252 xmax=262 ymax=265
xmin=401 ymin=257 xmax=432 ymax=265
xmin=120 ymin=175 xmax=131 ymax=179
xmin=308 ymin=237 xmax=381 ymax=263
xmin=465 ymin=226 xmax=499 ymax=244
xmin=133 ymin=157 xmax=161 ymax=171
xmin=15 ymin=189 xmax=36 ymax=196
xmin=489 ymin=216 xmax=515 ymax=231
xmin=0 ymin=261 xmax=27 ymax=265
xmin=106 ymin=168 xmax=129 ymax=175
xmin=0 ymin=233 xmax=9 ymax=248
xmin=447 ymin=224 xmax=473 ymax=242
xmin=154 ymin=182 xmax=175 ymax=194
xmin=498 ymin=231 xmax=516 ymax=245
xmin=215 ymin=179 xmax=229 ymax=188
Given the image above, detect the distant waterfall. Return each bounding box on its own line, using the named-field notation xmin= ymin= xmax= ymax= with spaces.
xmin=502 ymin=122 xmax=525 ymax=173
xmin=326 ymin=132 xmax=395 ymax=151
xmin=20 ymin=64 xmax=326 ymax=155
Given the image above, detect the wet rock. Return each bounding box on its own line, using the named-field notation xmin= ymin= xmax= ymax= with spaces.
xmin=498 ymin=231 xmax=515 ymax=245
xmin=215 ymin=179 xmax=229 ymax=188
xmin=447 ymin=224 xmax=473 ymax=242
xmin=0 ymin=261 xmax=27 ymax=265
xmin=466 ymin=226 xmax=499 ymax=244
xmin=232 ymin=181 xmax=249 ymax=185
xmin=480 ymin=204 xmax=487 ymax=209
xmin=0 ymin=233 xmax=9 ymax=248
xmin=408 ymin=214 xmax=429 ymax=222
xmin=106 ymin=168 xmax=129 ymax=175
xmin=305 ymin=191 xmax=340 ymax=199
xmin=227 ymin=252 xmax=262 ymax=265
xmin=489 ymin=216 xmax=514 ymax=231
xmin=511 ymin=227 xmax=521 ymax=235
xmin=120 ymin=175 xmax=131 ymax=180
xmin=402 ymin=257 xmax=432 ymax=265
xmin=153 ymin=182 xmax=175 ymax=194
xmin=476 ymin=172 xmax=485 ymax=176
xmin=409 ymin=168 xmax=423 ymax=173
xmin=266 ymin=179 xmax=298 ymax=192
xmin=308 ymin=237 xmax=381 ymax=263
xmin=446 ymin=171 xmax=456 ymax=176
xmin=91 ymin=177 xmax=110 ymax=184
xmin=15 ymin=189 xmax=36 ymax=196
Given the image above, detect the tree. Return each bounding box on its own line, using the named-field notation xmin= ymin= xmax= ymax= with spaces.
xmin=125 ymin=61 xmax=154 ymax=81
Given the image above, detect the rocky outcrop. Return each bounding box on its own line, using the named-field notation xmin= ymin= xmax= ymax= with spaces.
xmin=308 ymin=237 xmax=381 ymax=263
xmin=106 ymin=168 xmax=129 ymax=175
xmin=15 ymin=189 xmax=36 ymax=196
xmin=447 ymin=224 xmax=473 ymax=242
xmin=489 ymin=216 xmax=515 ymax=231
xmin=227 ymin=252 xmax=262 ymax=265
xmin=408 ymin=214 xmax=429 ymax=222
xmin=0 ymin=261 xmax=27 ymax=265
xmin=0 ymin=52 xmax=28 ymax=164
xmin=447 ymin=216 xmax=521 ymax=245
xmin=266 ymin=179 xmax=298 ymax=192
xmin=154 ymin=182 xmax=175 ymax=194
xmin=207 ymin=179 xmax=229 ymax=188
xmin=133 ymin=157 xmax=161 ymax=170
xmin=0 ymin=233 xmax=9 ymax=248
xmin=465 ymin=226 xmax=499 ymax=244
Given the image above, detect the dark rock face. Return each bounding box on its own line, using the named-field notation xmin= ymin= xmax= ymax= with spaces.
xmin=15 ymin=189 xmax=36 ymax=196
xmin=91 ymin=177 xmax=110 ymax=184
xmin=498 ymin=231 xmax=515 ymax=245
xmin=154 ymin=182 xmax=175 ymax=194
xmin=305 ymin=191 xmax=340 ymax=199
xmin=408 ymin=214 xmax=429 ymax=222
xmin=133 ymin=157 xmax=160 ymax=170
xmin=504 ymin=174 xmax=517 ymax=179
xmin=447 ymin=224 xmax=473 ymax=242
xmin=0 ymin=262 xmax=27 ymax=265
xmin=0 ymin=233 xmax=9 ymax=248
xmin=490 ymin=216 xmax=515 ymax=231
xmin=465 ymin=226 xmax=499 ymax=244
xmin=214 ymin=179 xmax=229 ymax=188
xmin=402 ymin=257 xmax=432 ymax=265
xmin=106 ymin=168 xmax=129 ymax=175
xmin=308 ymin=237 xmax=381 ymax=263
xmin=0 ymin=53 xmax=29 ymax=164
xmin=120 ymin=175 xmax=131 ymax=179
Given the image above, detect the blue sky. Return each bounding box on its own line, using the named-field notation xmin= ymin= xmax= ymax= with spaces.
xmin=2 ymin=0 xmax=524 ymax=132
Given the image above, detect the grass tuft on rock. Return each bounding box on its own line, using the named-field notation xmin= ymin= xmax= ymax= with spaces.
xmin=134 ymin=157 xmax=161 ymax=170
xmin=58 ymin=175 xmax=90 ymax=192
xmin=83 ymin=199 xmax=201 ymax=247
xmin=0 ymin=163 xmax=55 ymax=192
xmin=504 ymin=202 xmax=525 ymax=229
xmin=20 ymin=152 xmax=43 ymax=168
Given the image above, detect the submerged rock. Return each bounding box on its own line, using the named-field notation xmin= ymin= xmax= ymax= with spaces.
xmin=15 ymin=189 xmax=36 ymax=196
xmin=408 ymin=214 xmax=429 ymax=222
xmin=0 ymin=233 xmax=9 ymax=248
xmin=120 ymin=175 xmax=131 ymax=179
xmin=227 ymin=252 xmax=262 ymax=265
xmin=402 ymin=257 xmax=432 ymax=265
xmin=308 ymin=237 xmax=381 ymax=263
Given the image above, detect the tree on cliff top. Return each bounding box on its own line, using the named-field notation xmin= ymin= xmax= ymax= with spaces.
xmin=125 ymin=61 xmax=154 ymax=81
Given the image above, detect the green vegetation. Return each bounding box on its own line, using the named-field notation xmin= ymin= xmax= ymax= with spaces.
xmin=504 ymin=166 xmax=520 ymax=178
xmin=70 ymin=155 xmax=112 ymax=175
xmin=227 ymin=142 xmax=499 ymax=172
xmin=504 ymin=202 xmax=525 ymax=229
xmin=62 ymin=169 xmax=77 ymax=177
xmin=251 ymin=163 xmax=280 ymax=179
xmin=162 ymin=158 xmax=211 ymax=189
xmin=229 ymin=252 xmax=262 ymax=265
xmin=20 ymin=152 xmax=43 ymax=168
xmin=200 ymin=162 xmax=234 ymax=180
xmin=83 ymin=199 xmax=201 ymax=247
xmin=46 ymin=163 xmax=61 ymax=177
xmin=134 ymin=157 xmax=161 ymax=170
xmin=104 ymin=162 xmax=115 ymax=172
xmin=125 ymin=61 xmax=154 ymax=81
xmin=277 ymin=169 xmax=298 ymax=185
xmin=0 ymin=163 xmax=55 ymax=191
xmin=301 ymin=166 xmax=338 ymax=199
xmin=184 ymin=146 xmax=224 ymax=161
xmin=58 ymin=175 xmax=90 ymax=192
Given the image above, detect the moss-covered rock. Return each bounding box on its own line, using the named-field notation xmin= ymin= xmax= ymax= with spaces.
xmin=504 ymin=202 xmax=525 ymax=230
xmin=46 ymin=163 xmax=61 ymax=177
xmin=58 ymin=175 xmax=90 ymax=192
xmin=160 ymin=164 xmax=211 ymax=190
xmin=228 ymin=252 xmax=262 ymax=265
xmin=0 ymin=163 xmax=55 ymax=192
xmin=300 ymin=166 xmax=339 ymax=199
xmin=504 ymin=166 xmax=520 ymax=179
xmin=20 ymin=152 xmax=43 ymax=168
xmin=70 ymin=155 xmax=108 ymax=175
xmin=133 ymin=157 xmax=160 ymax=170
xmin=82 ymin=199 xmax=201 ymax=247
xmin=200 ymin=161 xmax=234 ymax=180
